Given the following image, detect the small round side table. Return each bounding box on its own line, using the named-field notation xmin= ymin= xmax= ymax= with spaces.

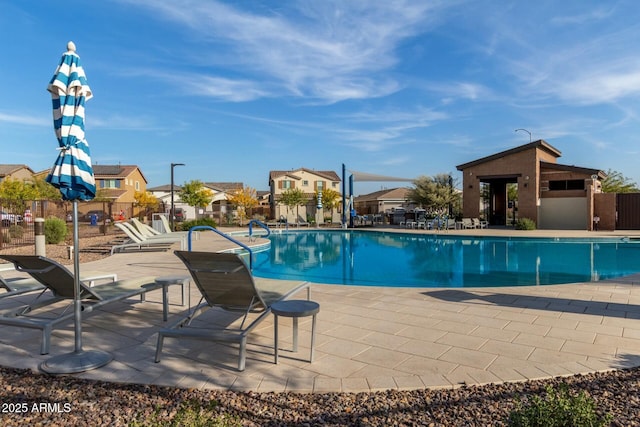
xmin=271 ymin=299 xmax=320 ymax=364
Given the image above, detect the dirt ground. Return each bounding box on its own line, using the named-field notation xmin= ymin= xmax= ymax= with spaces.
xmin=0 ymin=234 xmax=116 ymax=266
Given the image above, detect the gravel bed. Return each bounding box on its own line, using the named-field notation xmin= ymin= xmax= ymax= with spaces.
xmin=0 ymin=366 xmax=639 ymax=425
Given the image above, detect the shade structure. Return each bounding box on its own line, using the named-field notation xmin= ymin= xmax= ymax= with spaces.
xmin=40 ymin=42 xmax=112 ymax=374
xmin=45 ymin=41 xmax=96 ymax=201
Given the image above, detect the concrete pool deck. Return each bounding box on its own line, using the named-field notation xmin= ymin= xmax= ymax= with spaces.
xmin=1 ymin=226 xmax=640 ymax=393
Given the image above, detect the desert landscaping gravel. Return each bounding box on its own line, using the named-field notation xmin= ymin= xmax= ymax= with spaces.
xmin=0 ymin=366 xmax=639 ymax=426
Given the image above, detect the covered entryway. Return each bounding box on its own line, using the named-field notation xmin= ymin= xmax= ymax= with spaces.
xmin=479 ymin=176 xmax=519 ymax=226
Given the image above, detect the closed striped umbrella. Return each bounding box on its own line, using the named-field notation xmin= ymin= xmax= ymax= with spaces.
xmin=40 ymin=42 xmax=112 ymax=374
xmin=46 ymin=41 xmax=95 ymax=201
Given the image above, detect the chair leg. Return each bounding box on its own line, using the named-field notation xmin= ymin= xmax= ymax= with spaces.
xmin=310 ymin=314 xmax=317 ymax=362
xmin=41 ymin=326 xmax=52 ymax=355
xmin=238 ymin=337 xmax=247 ymax=371
xmin=155 ymin=333 xmax=164 ymax=362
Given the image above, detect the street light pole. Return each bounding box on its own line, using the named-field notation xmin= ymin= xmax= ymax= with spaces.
xmin=170 ymin=163 xmax=185 ymax=231
xmin=515 ymin=128 xmax=532 ymax=142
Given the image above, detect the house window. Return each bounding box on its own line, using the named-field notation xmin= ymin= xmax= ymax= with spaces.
xmin=332 ymin=182 xmax=338 ymax=188
xmin=135 ymin=181 xmax=140 ymax=191
xmin=302 ymin=180 xmax=309 ymax=186
xmin=548 ymin=179 xmax=585 ymax=191
xmin=100 ymin=179 xmax=120 ymax=189
xmin=280 ymin=180 xmax=293 ymax=189
xmin=315 ymin=181 xmax=325 ymax=191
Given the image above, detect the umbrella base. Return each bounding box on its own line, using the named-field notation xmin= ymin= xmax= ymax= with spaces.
xmin=39 ymin=349 xmax=113 ymax=374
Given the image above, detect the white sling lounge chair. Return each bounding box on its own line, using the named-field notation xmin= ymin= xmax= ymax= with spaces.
xmin=111 ymin=222 xmax=186 ymax=254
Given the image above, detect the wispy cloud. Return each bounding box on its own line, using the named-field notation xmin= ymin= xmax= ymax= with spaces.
xmin=120 ymin=0 xmax=451 ymax=103
xmin=0 ymin=112 xmax=48 ymax=126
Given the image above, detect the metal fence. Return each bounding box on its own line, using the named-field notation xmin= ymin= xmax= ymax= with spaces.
xmin=0 ymin=199 xmax=152 ymax=250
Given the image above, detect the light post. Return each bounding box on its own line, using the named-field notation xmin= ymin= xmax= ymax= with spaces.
xmin=170 ymin=163 xmax=185 ymax=231
xmin=515 ymin=128 xmax=532 ymax=142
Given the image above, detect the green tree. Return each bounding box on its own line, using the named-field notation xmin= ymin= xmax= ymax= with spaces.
xmin=408 ymin=173 xmax=459 ymax=214
xmin=317 ymin=188 xmax=340 ymax=221
xmin=227 ymin=187 xmax=258 ymax=226
xmin=0 ymin=178 xmax=39 ymax=213
xmin=178 ymin=180 xmax=214 ymax=218
xmin=32 ymin=176 xmax=62 ymax=200
xmin=278 ymin=187 xmax=308 ymax=221
xmin=601 ymin=169 xmax=638 ymax=193
xmin=0 ymin=178 xmax=39 ymax=201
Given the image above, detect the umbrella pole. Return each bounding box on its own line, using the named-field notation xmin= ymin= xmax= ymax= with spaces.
xmin=73 ymin=200 xmax=82 ymax=352
xmin=39 ymin=200 xmax=113 ymax=374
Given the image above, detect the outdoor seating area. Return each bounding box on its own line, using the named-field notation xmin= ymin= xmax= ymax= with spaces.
xmin=0 ymin=255 xmax=180 ymax=354
xmin=0 ymin=227 xmax=640 ymax=394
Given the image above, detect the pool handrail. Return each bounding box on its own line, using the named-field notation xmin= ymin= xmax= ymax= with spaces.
xmin=248 ymin=219 xmax=271 ymax=241
xmin=187 ymin=226 xmax=254 ymax=270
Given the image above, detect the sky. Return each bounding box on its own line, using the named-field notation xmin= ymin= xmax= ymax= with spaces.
xmin=1 ymin=0 xmax=640 ymax=196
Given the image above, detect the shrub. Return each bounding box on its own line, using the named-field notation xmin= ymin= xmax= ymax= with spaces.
xmin=130 ymin=399 xmax=240 ymax=427
xmin=508 ymin=384 xmax=611 ymax=427
xmin=44 ymin=216 xmax=68 ymax=244
xmin=8 ymin=224 xmax=24 ymax=239
xmin=178 ymin=217 xmax=218 ymax=231
xmin=515 ymin=218 xmax=536 ymax=230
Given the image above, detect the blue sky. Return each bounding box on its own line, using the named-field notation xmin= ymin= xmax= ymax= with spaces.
xmin=2 ymin=0 xmax=639 ymax=195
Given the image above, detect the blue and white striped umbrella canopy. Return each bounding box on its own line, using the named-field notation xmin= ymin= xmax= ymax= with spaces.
xmin=46 ymin=41 xmax=95 ymax=201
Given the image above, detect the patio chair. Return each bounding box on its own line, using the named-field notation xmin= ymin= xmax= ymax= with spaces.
xmin=111 ymin=222 xmax=185 ymax=254
xmin=130 ymin=217 xmax=162 ymax=236
xmin=1 ymin=266 xmax=117 ymax=299
xmin=473 ymin=218 xmax=488 ymax=229
xmin=0 ymin=254 xmax=173 ymax=355
xmin=461 ymin=218 xmax=476 ymax=229
xmin=155 ymin=251 xmax=310 ymax=371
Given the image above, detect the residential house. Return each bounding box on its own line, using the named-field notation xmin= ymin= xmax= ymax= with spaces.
xmin=269 ymin=168 xmax=341 ymax=223
xmin=93 ymin=164 xmax=148 ymax=203
xmin=0 ymin=164 xmax=35 ymax=183
xmin=87 ymin=164 xmax=148 ymax=219
xmin=148 ymin=182 xmax=244 ymax=224
xmin=354 ymin=188 xmax=412 ymax=215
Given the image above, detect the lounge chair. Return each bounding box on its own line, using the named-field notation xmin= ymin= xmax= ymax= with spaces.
xmin=155 ymin=251 xmax=310 ymax=371
xmin=111 ymin=222 xmax=186 ymax=254
xmin=159 ymin=214 xmax=189 ymax=234
xmin=294 ymin=218 xmax=310 ymax=227
xmin=1 ymin=263 xmax=44 ymax=298
xmin=0 ymin=255 xmax=175 ymax=354
xmin=130 ymin=217 xmax=162 ymax=236
xmin=1 ymin=265 xmax=117 ymax=299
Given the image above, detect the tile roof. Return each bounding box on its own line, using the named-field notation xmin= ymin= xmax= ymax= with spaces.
xmin=93 ymin=164 xmax=148 ymax=183
xmin=269 ymin=167 xmax=341 ymax=182
xmin=355 ymin=187 xmax=409 ymax=202
xmin=0 ymin=164 xmax=34 ymax=177
xmin=456 ymin=140 xmax=562 ymax=170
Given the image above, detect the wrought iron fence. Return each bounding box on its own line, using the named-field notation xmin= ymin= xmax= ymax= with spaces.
xmin=0 ymin=199 xmax=157 ymax=250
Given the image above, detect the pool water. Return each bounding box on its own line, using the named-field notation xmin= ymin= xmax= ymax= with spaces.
xmin=249 ymin=230 xmax=640 ymax=287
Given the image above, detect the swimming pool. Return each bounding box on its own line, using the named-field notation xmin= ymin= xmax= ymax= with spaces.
xmin=249 ymin=230 xmax=640 ymax=287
